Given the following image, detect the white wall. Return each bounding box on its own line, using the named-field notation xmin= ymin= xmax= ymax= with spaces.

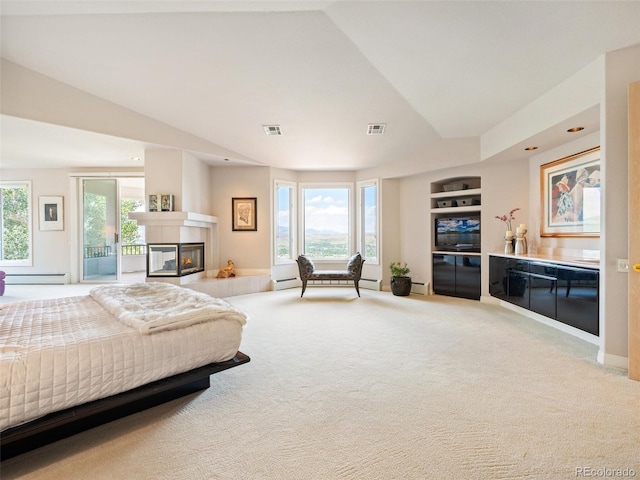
xmin=381 ymin=178 xmax=401 ymax=286
xmin=600 ymin=44 xmax=640 ymax=362
xmin=210 ymin=166 xmax=271 ymax=271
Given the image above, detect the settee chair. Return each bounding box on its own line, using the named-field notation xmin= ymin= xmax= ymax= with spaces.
xmin=296 ymin=252 xmax=365 ymax=297
xmin=0 ymin=271 xmax=5 ymax=296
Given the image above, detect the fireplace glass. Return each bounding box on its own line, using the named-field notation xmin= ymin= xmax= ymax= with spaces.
xmin=147 ymin=243 xmax=205 ymax=277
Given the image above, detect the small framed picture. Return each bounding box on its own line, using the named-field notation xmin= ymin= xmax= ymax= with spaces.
xmin=39 ymin=196 xmax=64 ymax=231
xmin=148 ymin=194 xmax=159 ymax=212
xmin=161 ymin=194 xmax=174 ymax=211
xmin=232 ymin=197 xmax=257 ymax=231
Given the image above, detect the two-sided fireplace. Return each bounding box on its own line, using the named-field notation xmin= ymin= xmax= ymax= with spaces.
xmin=147 ymin=243 xmax=205 ymax=277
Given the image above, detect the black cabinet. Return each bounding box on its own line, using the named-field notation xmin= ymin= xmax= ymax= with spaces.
xmin=488 ymin=256 xmax=598 ymax=336
xmin=433 ymin=254 xmax=481 ymax=300
xmin=488 ymin=257 xmax=530 ymax=306
xmin=433 ymin=254 xmax=456 ymax=297
xmin=556 ymin=266 xmax=599 ymax=336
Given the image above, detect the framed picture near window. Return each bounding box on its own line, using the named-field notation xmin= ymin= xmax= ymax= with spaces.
xmin=39 ymin=196 xmax=64 ymax=231
xmin=540 ymin=147 xmax=600 ymax=237
xmin=232 ymin=197 xmax=257 ymax=231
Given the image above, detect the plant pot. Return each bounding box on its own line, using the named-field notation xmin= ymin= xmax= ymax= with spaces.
xmin=391 ymin=276 xmax=412 ymax=296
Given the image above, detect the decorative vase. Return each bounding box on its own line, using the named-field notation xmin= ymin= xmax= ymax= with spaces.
xmin=504 ymin=234 xmax=514 ymax=254
xmin=515 ymin=228 xmax=528 ymax=255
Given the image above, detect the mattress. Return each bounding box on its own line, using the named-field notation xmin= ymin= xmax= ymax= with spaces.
xmin=0 ymin=286 xmax=246 ymax=431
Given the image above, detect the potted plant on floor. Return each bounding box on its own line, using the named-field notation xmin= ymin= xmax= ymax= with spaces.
xmin=390 ymin=262 xmax=412 ymax=296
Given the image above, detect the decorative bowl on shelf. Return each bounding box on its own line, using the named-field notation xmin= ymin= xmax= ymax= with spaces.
xmin=437 ymin=200 xmax=457 ymax=208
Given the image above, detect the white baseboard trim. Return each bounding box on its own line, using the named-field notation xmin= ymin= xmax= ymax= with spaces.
xmin=410 ymin=282 xmax=428 ymax=295
xmin=5 ymin=273 xmax=70 ymax=285
xmin=597 ymin=350 xmax=629 ymax=370
xmin=480 ymin=295 xmax=501 ymax=305
xmin=360 ymin=278 xmax=381 ymax=291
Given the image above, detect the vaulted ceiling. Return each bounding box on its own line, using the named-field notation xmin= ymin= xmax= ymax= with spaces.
xmin=1 ymin=1 xmax=640 ymax=171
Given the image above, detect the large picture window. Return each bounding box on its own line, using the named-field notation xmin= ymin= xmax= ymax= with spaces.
xmin=273 ymin=180 xmax=378 ymax=265
xmin=302 ymin=184 xmax=352 ymax=260
xmin=0 ymin=181 xmax=32 ymax=266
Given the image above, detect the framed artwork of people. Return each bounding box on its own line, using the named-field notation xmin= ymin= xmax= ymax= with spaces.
xmin=540 ymin=147 xmax=600 ymax=237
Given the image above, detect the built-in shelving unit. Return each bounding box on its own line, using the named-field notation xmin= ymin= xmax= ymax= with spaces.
xmin=430 ymin=176 xmax=482 ymax=251
xmin=429 ymin=176 xmax=482 ymax=214
xmin=430 ymin=176 xmax=482 ymax=300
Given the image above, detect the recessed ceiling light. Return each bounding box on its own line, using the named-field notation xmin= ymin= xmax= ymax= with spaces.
xmin=263 ymin=125 xmax=282 ymax=136
xmin=567 ymin=127 xmax=584 ymax=133
xmin=524 ymin=146 xmax=538 ymax=151
xmin=367 ymin=124 xmax=386 ymax=135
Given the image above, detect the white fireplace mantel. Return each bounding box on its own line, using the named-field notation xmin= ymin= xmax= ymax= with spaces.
xmin=128 ymin=211 xmax=218 ymax=228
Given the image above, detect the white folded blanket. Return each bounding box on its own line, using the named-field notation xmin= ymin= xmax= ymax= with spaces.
xmin=90 ymin=282 xmax=247 ymax=334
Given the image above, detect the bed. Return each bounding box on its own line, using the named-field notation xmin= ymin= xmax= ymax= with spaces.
xmin=0 ymin=282 xmax=250 ymax=460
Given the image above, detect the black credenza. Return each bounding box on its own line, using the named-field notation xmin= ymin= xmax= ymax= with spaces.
xmin=433 ymin=253 xmax=481 ymax=300
xmin=489 ymin=256 xmax=599 ymax=336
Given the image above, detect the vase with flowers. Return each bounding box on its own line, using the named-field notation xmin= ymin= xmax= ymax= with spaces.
xmin=495 ymin=208 xmax=522 ymax=254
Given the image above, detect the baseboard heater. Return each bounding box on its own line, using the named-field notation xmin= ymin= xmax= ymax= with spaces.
xmin=411 ymin=282 xmax=428 ymax=295
xmin=5 ymin=273 xmax=70 ymax=285
xmin=360 ymin=278 xmax=381 ymax=291
xmin=272 ymin=278 xmax=301 ymax=291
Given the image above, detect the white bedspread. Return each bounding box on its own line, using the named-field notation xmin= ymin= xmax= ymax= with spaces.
xmin=0 ymin=288 xmax=246 ymax=431
xmin=90 ymin=282 xmax=247 ymax=334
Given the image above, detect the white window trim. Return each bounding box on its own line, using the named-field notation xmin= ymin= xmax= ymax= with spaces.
xmin=0 ymin=180 xmax=33 ymax=266
xmin=273 ymin=179 xmax=297 ymax=265
xmin=357 ymin=178 xmax=380 ymax=265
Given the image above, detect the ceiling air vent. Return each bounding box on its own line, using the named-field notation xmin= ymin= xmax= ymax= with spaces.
xmin=367 ymin=123 xmax=386 ymax=135
xmin=263 ymin=125 xmax=282 ymax=136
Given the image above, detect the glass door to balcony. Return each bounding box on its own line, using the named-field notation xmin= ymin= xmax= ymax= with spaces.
xmin=82 ymin=178 xmax=119 ymax=282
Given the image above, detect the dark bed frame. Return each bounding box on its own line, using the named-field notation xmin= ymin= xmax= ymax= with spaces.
xmin=1 ymin=351 xmax=250 ymax=460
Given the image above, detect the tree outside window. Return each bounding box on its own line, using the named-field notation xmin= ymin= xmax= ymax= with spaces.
xmin=0 ymin=182 xmax=31 ymax=264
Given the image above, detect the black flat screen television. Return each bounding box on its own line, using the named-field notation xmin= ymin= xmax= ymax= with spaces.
xmin=435 ymin=216 xmax=481 ymax=252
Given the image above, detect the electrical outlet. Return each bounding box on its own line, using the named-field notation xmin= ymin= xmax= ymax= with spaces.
xmin=617 ymin=259 xmax=629 ymax=273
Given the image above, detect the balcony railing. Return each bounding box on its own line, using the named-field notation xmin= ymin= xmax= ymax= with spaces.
xmin=84 ymin=244 xmax=147 ymax=258
xmin=122 ymin=244 xmax=147 ymax=256
xmin=84 ymin=246 xmax=112 ymax=258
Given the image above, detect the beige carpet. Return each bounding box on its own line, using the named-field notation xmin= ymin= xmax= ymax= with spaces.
xmin=2 ymin=288 xmax=639 ymax=479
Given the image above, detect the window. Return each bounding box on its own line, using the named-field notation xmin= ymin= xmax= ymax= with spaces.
xmin=358 ymin=179 xmax=378 ymax=264
xmin=0 ymin=181 xmax=32 ymax=266
xmin=302 ymin=184 xmax=352 ymax=260
xmin=274 ymin=180 xmax=296 ymax=263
